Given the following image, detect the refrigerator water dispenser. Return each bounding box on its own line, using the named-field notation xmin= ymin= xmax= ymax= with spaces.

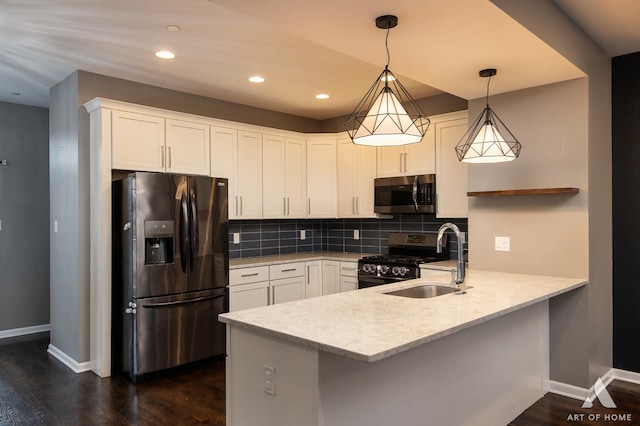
xmin=144 ymin=221 xmax=174 ymax=265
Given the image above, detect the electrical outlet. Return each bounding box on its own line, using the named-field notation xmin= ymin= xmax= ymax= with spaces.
xmin=300 ymin=229 xmax=306 ymax=240
xmin=263 ymin=365 xmax=275 ymax=396
xmin=233 ymin=233 xmax=240 ymax=244
xmin=353 ymin=229 xmax=360 ymax=240
xmin=495 ymin=236 xmax=510 ymax=252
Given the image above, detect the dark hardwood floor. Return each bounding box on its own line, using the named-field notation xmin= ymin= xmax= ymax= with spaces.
xmin=510 ymin=380 xmax=640 ymax=425
xmin=0 ymin=333 xmax=225 ymax=425
xmin=1 ymin=333 xmax=639 ymax=425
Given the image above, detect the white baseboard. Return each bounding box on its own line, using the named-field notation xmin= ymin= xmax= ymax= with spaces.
xmin=612 ymin=368 xmax=640 ymax=385
xmin=47 ymin=344 xmax=92 ymax=374
xmin=0 ymin=324 xmax=50 ymax=340
xmin=548 ymin=367 xmax=640 ymax=400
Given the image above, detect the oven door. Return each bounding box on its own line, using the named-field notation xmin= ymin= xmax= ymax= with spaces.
xmin=357 ymin=274 xmax=408 ymax=289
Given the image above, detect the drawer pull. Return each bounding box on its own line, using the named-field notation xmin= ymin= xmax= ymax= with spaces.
xmin=241 ymin=272 xmax=259 ymax=277
xmin=342 ymin=267 xmax=356 ymax=271
xmin=280 ymin=268 xmax=296 ymax=272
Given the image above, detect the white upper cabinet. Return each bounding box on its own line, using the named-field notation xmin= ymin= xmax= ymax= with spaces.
xmin=111 ymin=110 xmax=165 ymax=172
xmin=211 ymin=127 xmax=262 ymax=219
xmin=235 ymin=131 xmax=263 ymax=219
xmin=262 ymin=135 xmax=306 ymax=218
xmin=307 ymin=138 xmax=337 ymax=218
xmin=165 ymin=119 xmax=210 ymax=175
xmin=434 ymin=112 xmax=469 ymax=218
xmin=376 ymin=125 xmax=436 ymax=177
xmin=111 ymin=111 xmax=210 ymax=175
xmin=337 ymin=138 xmax=377 ymax=218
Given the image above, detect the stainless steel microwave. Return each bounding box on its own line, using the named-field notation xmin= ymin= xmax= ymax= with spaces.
xmin=374 ymin=174 xmax=435 ymax=214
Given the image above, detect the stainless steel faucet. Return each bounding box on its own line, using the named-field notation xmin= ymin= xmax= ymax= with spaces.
xmin=436 ymin=222 xmax=467 ymax=294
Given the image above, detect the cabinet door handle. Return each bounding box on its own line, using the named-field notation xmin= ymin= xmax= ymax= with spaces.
xmin=168 ymin=146 xmax=172 ymax=169
xmin=352 ymin=197 xmax=356 ymax=215
xmin=271 ymin=286 xmax=275 ymax=305
xmin=240 ymin=196 xmax=243 ymax=216
xmin=404 ymin=153 xmax=408 ymax=172
xmin=307 ymin=266 xmax=310 ymax=284
xmin=267 ymin=286 xmax=271 ymax=305
xmin=399 ymin=153 xmax=403 ymax=172
xmin=161 ymin=147 xmax=165 ymax=168
xmin=283 ymin=197 xmax=287 ymax=215
xmin=234 ymin=196 xmax=238 ymax=216
xmin=287 ymin=198 xmax=290 ymax=215
xmin=308 ymin=198 xmax=311 ymax=215
xmin=356 ymin=196 xmax=360 ymax=215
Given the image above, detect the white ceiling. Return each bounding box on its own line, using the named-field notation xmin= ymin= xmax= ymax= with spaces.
xmin=1 ymin=0 xmax=638 ymax=120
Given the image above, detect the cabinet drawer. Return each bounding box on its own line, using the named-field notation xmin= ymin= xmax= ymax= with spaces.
xmin=269 ymin=262 xmax=305 ymax=280
xmin=229 ymin=281 xmax=269 ymax=312
xmin=339 ymin=261 xmax=358 ymax=277
xmin=230 ymin=266 xmax=269 ymax=285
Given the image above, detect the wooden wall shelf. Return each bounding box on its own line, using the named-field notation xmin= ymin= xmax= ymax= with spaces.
xmin=467 ymin=188 xmax=579 ymax=197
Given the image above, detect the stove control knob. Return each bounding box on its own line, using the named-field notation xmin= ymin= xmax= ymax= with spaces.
xmin=379 ymin=265 xmax=389 ymax=274
xmin=391 ymin=266 xmax=400 ymax=276
xmin=364 ymin=264 xmax=374 ymax=273
xmin=398 ymin=267 xmax=408 ymax=277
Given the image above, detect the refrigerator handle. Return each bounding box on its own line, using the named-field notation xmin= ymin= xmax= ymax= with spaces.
xmin=189 ymin=188 xmax=198 ymax=272
xmin=179 ymin=191 xmax=189 ymax=273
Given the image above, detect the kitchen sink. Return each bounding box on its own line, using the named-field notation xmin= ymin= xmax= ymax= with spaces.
xmin=384 ymin=284 xmax=458 ymax=298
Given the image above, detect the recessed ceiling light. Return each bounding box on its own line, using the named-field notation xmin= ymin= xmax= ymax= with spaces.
xmin=166 ymin=25 xmax=181 ymax=32
xmin=155 ymin=50 xmax=175 ymax=59
xmin=315 ymin=94 xmax=330 ymax=99
xmin=248 ymin=76 xmax=265 ymax=83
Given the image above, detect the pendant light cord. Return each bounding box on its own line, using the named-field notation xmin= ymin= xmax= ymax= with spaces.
xmin=385 ymin=26 xmax=391 ymax=69
xmin=485 ymin=74 xmax=492 ymax=107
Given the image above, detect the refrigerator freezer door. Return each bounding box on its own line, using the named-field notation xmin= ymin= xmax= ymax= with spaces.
xmin=187 ymin=176 xmax=229 ymax=292
xmin=131 ymin=289 xmax=227 ymax=380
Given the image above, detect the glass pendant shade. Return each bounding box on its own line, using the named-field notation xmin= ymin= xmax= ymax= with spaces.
xmin=346 ymin=68 xmax=430 ymax=147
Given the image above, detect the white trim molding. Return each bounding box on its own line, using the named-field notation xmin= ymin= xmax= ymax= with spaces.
xmin=612 ymin=368 xmax=640 ymax=385
xmin=0 ymin=324 xmax=50 ymax=340
xmin=547 ymin=368 xmax=640 ymax=400
xmin=47 ymin=344 xmax=92 ymax=374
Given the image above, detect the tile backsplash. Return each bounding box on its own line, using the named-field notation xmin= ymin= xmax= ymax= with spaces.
xmin=229 ymin=214 xmax=468 ymax=260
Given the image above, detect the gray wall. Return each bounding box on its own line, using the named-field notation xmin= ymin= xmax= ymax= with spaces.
xmin=0 ymin=101 xmax=50 ymax=333
xmin=49 ymin=73 xmax=91 ymax=360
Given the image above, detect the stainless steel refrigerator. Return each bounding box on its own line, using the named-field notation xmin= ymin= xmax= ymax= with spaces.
xmin=112 ymin=172 xmax=228 ymax=382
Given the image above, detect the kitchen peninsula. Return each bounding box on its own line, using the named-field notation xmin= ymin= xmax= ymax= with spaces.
xmin=219 ymin=269 xmax=586 ymax=426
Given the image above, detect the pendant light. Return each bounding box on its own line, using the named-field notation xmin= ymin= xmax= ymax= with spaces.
xmin=455 ymin=68 xmax=522 ymax=163
xmin=344 ymin=15 xmax=430 ymax=147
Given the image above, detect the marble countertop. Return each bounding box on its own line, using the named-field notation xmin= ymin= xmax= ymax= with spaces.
xmin=219 ymin=269 xmax=587 ymax=362
xmin=229 ymin=251 xmax=366 ymax=269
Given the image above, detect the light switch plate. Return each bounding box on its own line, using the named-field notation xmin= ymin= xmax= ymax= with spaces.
xmin=495 ymin=236 xmax=510 ymax=252
xmin=353 ymin=229 xmax=360 ymax=240
xmin=233 ymin=233 xmax=240 ymax=244
xmin=300 ymin=229 xmax=306 ymax=240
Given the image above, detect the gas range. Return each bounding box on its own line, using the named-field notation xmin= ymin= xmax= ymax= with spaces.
xmin=357 ymin=233 xmax=449 ymax=288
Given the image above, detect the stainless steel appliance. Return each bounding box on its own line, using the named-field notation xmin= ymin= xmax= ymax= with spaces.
xmin=112 ymin=172 xmax=228 ymax=382
xmin=374 ymin=174 xmax=436 ymax=214
xmin=358 ymin=232 xmax=448 ymax=289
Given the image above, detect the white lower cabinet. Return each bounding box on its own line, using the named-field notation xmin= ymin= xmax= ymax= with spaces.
xmin=339 ymin=261 xmax=358 ymax=292
xmin=231 ymin=259 xmax=360 ymax=311
xmin=269 ymin=262 xmax=306 ymax=305
xmin=270 ymin=276 xmax=306 ymax=304
xmin=305 ymin=260 xmax=323 ymax=299
xmin=229 ymin=266 xmax=270 ymax=312
xmin=322 ymin=260 xmax=341 ymax=295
